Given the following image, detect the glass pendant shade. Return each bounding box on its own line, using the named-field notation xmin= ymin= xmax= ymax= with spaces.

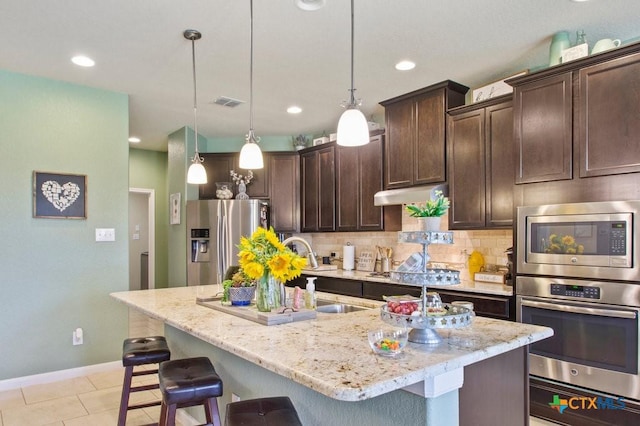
xmin=337 ymin=107 xmax=369 ymax=147
xmin=239 ymin=141 xmax=264 ymax=169
xmin=187 ymin=161 xmax=207 ymax=184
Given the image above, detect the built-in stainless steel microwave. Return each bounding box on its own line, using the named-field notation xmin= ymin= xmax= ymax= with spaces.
xmin=516 ymin=200 xmax=640 ymax=281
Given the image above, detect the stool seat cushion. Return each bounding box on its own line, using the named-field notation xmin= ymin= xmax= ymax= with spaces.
xmin=122 ymin=336 xmax=171 ymax=367
xmin=159 ymin=357 xmax=223 ymax=406
xmin=225 ymin=396 xmax=302 ymax=426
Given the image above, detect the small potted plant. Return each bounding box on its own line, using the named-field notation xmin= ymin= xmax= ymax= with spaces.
xmin=292 ymin=134 xmax=309 ymax=151
xmin=405 ymin=190 xmax=450 ymax=231
xmin=222 ymin=269 xmax=256 ymax=306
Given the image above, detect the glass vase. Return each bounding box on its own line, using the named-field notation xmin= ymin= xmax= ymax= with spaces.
xmin=236 ymin=182 xmax=249 ymax=200
xmin=255 ymin=272 xmax=281 ymax=312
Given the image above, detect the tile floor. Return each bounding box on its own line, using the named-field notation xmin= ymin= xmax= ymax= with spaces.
xmin=0 ymin=310 xmax=559 ymax=426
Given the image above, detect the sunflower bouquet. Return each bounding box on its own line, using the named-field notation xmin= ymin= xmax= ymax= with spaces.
xmin=237 ymin=227 xmax=307 ymax=311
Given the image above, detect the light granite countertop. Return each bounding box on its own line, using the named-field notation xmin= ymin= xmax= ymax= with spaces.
xmin=301 ymin=268 xmax=514 ymax=296
xmin=111 ymin=285 xmax=550 ymax=402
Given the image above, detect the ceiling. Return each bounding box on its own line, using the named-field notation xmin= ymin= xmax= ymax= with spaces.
xmin=2 ymin=0 xmax=639 ymax=152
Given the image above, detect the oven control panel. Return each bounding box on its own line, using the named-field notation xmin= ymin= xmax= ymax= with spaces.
xmin=550 ymin=283 xmax=601 ymax=299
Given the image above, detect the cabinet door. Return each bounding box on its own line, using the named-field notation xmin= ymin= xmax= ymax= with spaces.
xmin=199 ymin=153 xmax=235 ymax=199
xmin=300 ymin=151 xmax=319 ymax=232
xmin=485 ymin=101 xmax=514 ymax=228
xmin=384 ymin=100 xmax=414 ymax=188
xmin=415 ymin=89 xmax=447 ymax=184
xmin=513 ymin=73 xmax=572 ymax=183
xmin=579 ymin=53 xmax=640 ymax=177
xmin=269 ymin=153 xmax=299 ymax=233
xmin=448 ymin=109 xmax=486 ymax=229
xmin=235 ymin=154 xmax=269 ymax=199
xmin=317 ymin=146 xmax=336 ymax=232
xmin=358 ymin=135 xmax=385 ymax=230
xmin=336 ymin=145 xmax=359 ymax=231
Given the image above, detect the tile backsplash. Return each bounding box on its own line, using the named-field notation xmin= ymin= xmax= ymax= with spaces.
xmin=294 ymin=211 xmax=513 ymax=280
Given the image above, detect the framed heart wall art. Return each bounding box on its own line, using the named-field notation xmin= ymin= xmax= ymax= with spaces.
xmin=33 ymin=171 xmax=87 ymax=219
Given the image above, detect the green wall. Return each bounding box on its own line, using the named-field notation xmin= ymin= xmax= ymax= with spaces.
xmin=0 ymin=70 xmax=129 ymax=380
xmin=129 ymin=148 xmax=169 ymax=288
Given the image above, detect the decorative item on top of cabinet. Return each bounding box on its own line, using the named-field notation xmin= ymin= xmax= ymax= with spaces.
xmin=447 ymin=95 xmax=514 ymax=229
xmin=380 ymin=80 xmax=468 ymax=190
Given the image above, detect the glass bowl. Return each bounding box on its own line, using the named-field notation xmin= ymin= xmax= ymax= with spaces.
xmin=368 ymin=328 xmax=408 ymax=357
xmin=215 ymin=182 xmax=234 ymax=199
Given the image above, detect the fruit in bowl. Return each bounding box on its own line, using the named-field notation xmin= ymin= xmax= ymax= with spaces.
xmin=384 ymin=295 xmax=420 ymax=316
xmin=368 ymin=328 xmax=408 ymax=357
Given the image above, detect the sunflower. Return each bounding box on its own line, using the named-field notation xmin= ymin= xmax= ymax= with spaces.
xmin=236 ymin=226 xmax=307 ymax=283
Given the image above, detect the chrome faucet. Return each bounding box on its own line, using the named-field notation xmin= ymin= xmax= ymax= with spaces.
xmin=282 ymin=236 xmax=318 ymax=269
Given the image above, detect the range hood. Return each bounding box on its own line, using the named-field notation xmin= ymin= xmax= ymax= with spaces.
xmin=374 ymin=184 xmax=448 ymax=206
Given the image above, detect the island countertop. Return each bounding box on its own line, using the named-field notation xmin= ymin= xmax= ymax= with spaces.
xmin=111 ymin=285 xmax=550 ymax=402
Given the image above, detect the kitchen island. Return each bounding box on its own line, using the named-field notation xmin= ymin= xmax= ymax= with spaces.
xmin=111 ymin=285 xmax=551 ymax=426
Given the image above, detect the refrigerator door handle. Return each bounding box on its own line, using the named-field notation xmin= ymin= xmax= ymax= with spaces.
xmin=216 ymin=203 xmax=224 ymax=284
xmin=219 ymin=201 xmax=230 ymax=284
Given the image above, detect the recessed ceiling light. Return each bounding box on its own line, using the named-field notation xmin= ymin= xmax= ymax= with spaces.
xmin=571 ymin=0 xmax=589 ymax=2
xmin=395 ymin=60 xmax=416 ymax=71
xmin=128 ymin=136 xmax=141 ymax=143
xmin=287 ymin=106 xmax=302 ymax=114
xmin=71 ymin=55 xmax=95 ymax=67
xmin=294 ymin=0 xmax=325 ymax=11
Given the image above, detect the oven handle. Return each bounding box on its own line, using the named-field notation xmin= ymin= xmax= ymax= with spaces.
xmin=520 ymin=299 xmax=637 ymax=319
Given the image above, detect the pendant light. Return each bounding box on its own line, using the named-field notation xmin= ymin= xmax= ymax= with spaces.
xmin=184 ymin=29 xmax=207 ymax=184
xmin=239 ymin=0 xmax=264 ymax=169
xmin=337 ymin=0 xmax=369 ymax=147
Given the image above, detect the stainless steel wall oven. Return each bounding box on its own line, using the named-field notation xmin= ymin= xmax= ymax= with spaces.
xmin=516 ymin=201 xmax=640 ymax=423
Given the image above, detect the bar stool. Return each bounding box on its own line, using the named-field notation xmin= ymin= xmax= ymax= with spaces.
xmin=158 ymin=356 xmax=223 ymax=426
xmin=225 ymin=396 xmax=303 ymax=426
xmin=118 ymin=336 xmax=171 ymax=426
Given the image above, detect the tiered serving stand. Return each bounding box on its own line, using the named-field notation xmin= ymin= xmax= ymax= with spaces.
xmin=381 ymin=231 xmax=473 ymax=344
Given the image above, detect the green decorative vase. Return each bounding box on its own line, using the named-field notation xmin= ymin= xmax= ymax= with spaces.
xmin=256 ymin=272 xmax=281 ymax=312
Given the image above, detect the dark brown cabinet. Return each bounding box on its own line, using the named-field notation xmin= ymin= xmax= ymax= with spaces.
xmin=199 ymin=152 xmax=269 ymax=199
xmin=508 ymin=43 xmax=640 ymax=205
xmin=198 ymin=151 xmax=299 ymax=232
xmin=380 ymin=80 xmax=467 ymax=189
xmin=300 ymin=145 xmax=335 ymax=232
xmin=447 ymin=96 xmax=514 ymax=229
xmin=512 ymin=72 xmax=572 ymax=184
xmin=335 ymin=131 xmax=401 ymax=232
xmin=269 ymin=153 xmax=299 ymax=233
xmin=578 ymin=52 xmax=640 ymax=177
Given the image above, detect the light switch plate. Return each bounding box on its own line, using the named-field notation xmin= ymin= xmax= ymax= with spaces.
xmin=95 ymin=228 xmax=115 ymax=242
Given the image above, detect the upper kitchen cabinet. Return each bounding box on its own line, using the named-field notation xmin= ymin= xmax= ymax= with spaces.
xmin=198 ymin=153 xmax=236 ymax=199
xmin=509 ymin=42 xmax=640 ymax=187
xmin=269 ymin=153 xmax=299 ymax=233
xmin=335 ymin=131 xmax=401 ymax=232
xmin=578 ymin=52 xmax=640 ymax=177
xmin=511 ymin=73 xmax=573 ymax=184
xmin=380 ymin=80 xmax=468 ymax=189
xmin=447 ymin=96 xmax=514 ymax=229
xmin=300 ymin=144 xmax=335 ymax=232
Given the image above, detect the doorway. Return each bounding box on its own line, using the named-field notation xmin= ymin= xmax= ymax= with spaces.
xmin=128 ymin=188 xmax=155 ymax=290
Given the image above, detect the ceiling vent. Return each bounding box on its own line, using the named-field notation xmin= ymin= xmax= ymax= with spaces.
xmin=212 ymin=96 xmax=244 ymax=108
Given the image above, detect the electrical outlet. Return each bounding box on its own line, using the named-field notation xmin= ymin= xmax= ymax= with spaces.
xmin=73 ymin=328 xmax=83 ymax=345
xmin=95 ymin=228 xmax=115 ymax=242
xmin=232 ymin=393 xmax=241 ymax=402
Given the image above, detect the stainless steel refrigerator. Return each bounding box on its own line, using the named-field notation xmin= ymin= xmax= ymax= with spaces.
xmin=186 ymin=199 xmax=268 ymax=285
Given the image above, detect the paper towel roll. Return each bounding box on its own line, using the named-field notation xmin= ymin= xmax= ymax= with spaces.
xmin=343 ymin=245 xmax=355 ymax=271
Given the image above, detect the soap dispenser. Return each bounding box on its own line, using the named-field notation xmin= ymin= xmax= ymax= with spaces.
xmin=305 ymin=277 xmax=317 ymax=309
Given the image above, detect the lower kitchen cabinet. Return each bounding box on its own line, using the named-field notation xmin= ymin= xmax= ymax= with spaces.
xmin=288 ymin=275 xmax=363 ymax=298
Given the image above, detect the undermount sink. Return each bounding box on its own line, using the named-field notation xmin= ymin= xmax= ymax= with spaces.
xmin=315 ymin=299 xmax=369 ymax=314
